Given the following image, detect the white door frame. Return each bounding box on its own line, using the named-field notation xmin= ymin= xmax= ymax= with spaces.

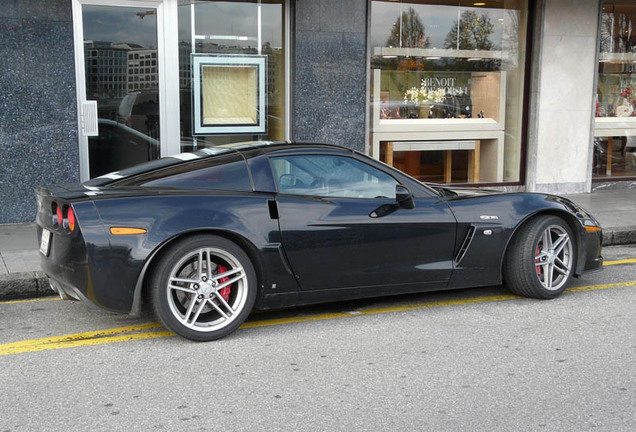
xmin=71 ymin=0 xmax=181 ymax=181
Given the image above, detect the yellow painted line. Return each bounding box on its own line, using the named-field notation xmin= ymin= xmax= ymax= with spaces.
xmin=0 ymin=297 xmax=60 ymax=305
xmin=0 ymin=331 xmax=174 ymax=356
xmin=567 ymin=280 xmax=636 ymax=293
xmin=1 ymin=280 xmax=635 ymax=356
xmin=241 ymin=294 xmax=519 ymax=329
xmin=604 ymin=258 xmax=636 ymax=266
xmin=0 ymin=323 xmax=166 ymax=356
xmin=243 ymin=281 xmax=636 ymax=330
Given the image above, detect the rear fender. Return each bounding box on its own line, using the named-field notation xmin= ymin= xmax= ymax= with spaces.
xmin=129 ymin=228 xmax=290 ymax=316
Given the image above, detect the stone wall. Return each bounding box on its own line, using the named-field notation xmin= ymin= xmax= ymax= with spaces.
xmin=293 ymin=0 xmax=368 ymax=151
xmin=0 ymin=0 xmax=78 ymax=223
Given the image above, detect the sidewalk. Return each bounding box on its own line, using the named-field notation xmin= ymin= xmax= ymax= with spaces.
xmin=1 ymin=189 xmax=634 ymax=301
xmin=0 ymin=223 xmax=50 ymax=300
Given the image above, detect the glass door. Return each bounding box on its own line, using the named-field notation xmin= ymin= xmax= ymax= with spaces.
xmin=74 ymin=1 xmax=168 ymax=179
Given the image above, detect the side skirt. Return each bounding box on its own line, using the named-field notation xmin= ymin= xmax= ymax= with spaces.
xmin=257 ymin=280 xmax=451 ymax=310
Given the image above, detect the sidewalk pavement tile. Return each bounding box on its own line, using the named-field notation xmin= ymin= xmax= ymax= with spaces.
xmin=3 ymin=250 xmax=41 ymax=273
xmin=0 ymin=224 xmax=38 ymax=253
xmin=0 ymin=255 xmax=8 ymax=276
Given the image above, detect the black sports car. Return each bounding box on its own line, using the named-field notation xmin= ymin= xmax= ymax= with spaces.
xmin=36 ymin=142 xmax=603 ymax=341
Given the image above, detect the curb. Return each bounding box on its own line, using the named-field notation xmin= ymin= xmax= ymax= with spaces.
xmin=0 ymin=271 xmax=54 ymax=301
xmin=602 ymin=226 xmax=636 ymax=246
xmin=1 ymin=228 xmax=634 ymax=302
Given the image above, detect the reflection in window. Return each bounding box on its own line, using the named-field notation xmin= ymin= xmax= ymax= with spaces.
xmin=118 ymin=154 xmax=252 ymax=191
xmin=271 ymin=155 xmax=398 ymax=199
xmin=177 ymin=0 xmax=286 ymax=151
xmin=594 ymin=0 xmax=636 ymax=179
xmin=82 ymin=5 xmax=161 ymax=178
xmin=597 ymin=2 xmax=636 ymax=118
xmin=142 ymin=160 xmax=251 ymax=190
xmin=370 ymin=0 xmax=528 ymax=184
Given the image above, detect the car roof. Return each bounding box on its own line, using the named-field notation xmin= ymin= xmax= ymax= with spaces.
xmin=229 ymin=141 xmax=354 ymax=155
xmin=83 ymin=141 xmax=354 ymax=187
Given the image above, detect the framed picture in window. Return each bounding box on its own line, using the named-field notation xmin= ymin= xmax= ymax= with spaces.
xmin=192 ymin=54 xmax=267 ymax=135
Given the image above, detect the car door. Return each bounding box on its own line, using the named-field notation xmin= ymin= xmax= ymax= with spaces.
xmin=270 ymin=153 xmax=457 ymax=292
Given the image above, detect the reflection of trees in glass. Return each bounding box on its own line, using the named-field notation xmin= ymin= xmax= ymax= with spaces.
xmin=502 ymin=10 xmax=520 ymax=70
xmin=600 ymin=13 xmax=635 ymax=53
xmin=444 ymin=11 xmax=494 ymax=50
xmin=386 ymin=7 xmax=430 ymax=48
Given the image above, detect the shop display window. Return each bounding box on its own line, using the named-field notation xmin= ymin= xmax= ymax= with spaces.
xmin=178 ymin=0 xmax=285 ymax=150
xmin=369 ymin=0 xmax=528 ymax=184
xmin=192 ymin=55 xmax=266 ymax=134
xmin=595 ymin=0 xmax=636 ymax=179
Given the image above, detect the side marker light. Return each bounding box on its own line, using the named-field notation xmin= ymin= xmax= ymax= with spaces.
xmin=110 ymin=227 xmax=148 ymax=235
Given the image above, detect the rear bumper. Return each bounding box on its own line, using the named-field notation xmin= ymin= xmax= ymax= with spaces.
xmin=38 ymin=224 xmax=92 ymax=299
xmin=38 ymin=223 xmax=130 ymax=314
xmin=46 ymin=275 xmax=102 ymax=311
xmin=37 ymin=197 xmax=139 ymax=314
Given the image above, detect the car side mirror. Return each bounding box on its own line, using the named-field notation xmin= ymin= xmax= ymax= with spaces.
xmin=396 ymin=185 xmax=415 ymax=209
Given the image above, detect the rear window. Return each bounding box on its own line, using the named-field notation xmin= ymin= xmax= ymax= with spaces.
xmin=115 ymin=153 xmax=252 ymax=191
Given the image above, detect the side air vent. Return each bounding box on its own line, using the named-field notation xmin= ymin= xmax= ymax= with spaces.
xmin=454 ymin=225 xmax=476 ymax=266
xmin=267 ymin=200 xmax=279 ymax=220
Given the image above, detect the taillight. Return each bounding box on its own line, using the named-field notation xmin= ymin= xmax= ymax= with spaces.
xmin=67 ymin=207 xmax=76 ymax=232
xmin=56 ymin=205 xmax=63 ymax=227
xmin=52 ymin=202 xmax=76 ymax=232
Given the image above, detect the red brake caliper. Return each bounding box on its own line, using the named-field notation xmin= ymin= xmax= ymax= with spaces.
xmin=217 ymin=265 xmax=231 ymax=301
xmin=535 ymin=246 xmax=543 ymax=276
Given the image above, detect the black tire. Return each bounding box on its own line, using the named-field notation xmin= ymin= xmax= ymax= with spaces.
xmin=150 ymin=234 xmax=257 ymax=341
xmin=504 ymin=215 xmax=576 ymax=299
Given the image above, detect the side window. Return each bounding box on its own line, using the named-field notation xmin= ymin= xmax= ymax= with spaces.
xmin=122 ymin=154 xmax=252 ymax=191
xmin=270 ymin=155 xmax=398 ymax=198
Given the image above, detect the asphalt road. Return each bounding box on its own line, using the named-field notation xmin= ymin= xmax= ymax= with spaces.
xmin=1 ymin=245 xmax=635 ymax=432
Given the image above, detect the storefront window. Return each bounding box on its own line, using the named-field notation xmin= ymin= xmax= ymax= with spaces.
xmin=369 ymin=0 xmax=528 ymax=184
xmin=82 ymin=5 xmax=162 ymax=178
xmin=595 ymin=0 xmax=636 ymax=179
xmin=178 ymin=0 xmax=285 ymax=151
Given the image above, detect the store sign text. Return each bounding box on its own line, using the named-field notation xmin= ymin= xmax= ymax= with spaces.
xmin=422 ymin=77 xmax=469 ymax=95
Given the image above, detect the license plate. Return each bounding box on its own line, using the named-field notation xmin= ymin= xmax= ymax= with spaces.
xmin=40 ymin=229 xmax=51 ymax=256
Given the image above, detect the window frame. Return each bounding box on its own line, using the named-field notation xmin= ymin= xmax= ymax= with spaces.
xmin=269 ymin=153 xmax=402 ymax=199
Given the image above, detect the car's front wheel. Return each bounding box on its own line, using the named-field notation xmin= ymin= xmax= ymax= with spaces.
xmin=504 ymin=215 xmax=576 ymax=299
xmin=150 ymin=235 xmax=257 ymax=341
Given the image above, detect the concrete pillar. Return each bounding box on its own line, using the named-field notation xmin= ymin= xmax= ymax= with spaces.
xmin=526 ymin=0 xmax=601 ymax=194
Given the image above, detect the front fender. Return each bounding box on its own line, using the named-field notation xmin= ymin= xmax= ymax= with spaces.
xmin=445 ymin=193 xmax=602 ymax=289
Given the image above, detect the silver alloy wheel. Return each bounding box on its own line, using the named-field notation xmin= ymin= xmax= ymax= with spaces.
xmin=166 ymin=247 xmax=248 ymax=332
xmin=534 ymin=224 xmax=573 ymax=291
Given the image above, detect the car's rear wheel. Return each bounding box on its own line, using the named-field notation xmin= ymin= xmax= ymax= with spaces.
xmin=150 ymin=235 xmax=256 ymax=341
xmin=504 ymin=215 xmax=576 ymax=299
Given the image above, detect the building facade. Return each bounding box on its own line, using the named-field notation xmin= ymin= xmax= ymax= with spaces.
xmin=0 ymin=0 xmax=634 ymax=224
